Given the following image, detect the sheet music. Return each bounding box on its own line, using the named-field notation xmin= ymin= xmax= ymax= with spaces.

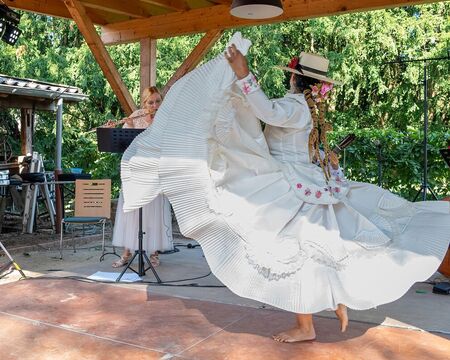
xmin=88 ymin=271 xmax=141 ymax=282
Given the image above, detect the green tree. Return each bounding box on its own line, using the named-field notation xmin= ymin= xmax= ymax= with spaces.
xmin=1 ymin=4 xmax=448 ymax=198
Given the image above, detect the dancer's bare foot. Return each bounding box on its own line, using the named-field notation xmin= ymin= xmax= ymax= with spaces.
xmin=335 ymin=304 xmax=348 ymax=332
xmin=272 ymin=327 xmax=316 ymax=343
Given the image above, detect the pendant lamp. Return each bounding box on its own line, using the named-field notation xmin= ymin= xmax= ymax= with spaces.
xmin=230 ymin=0 xmax=284 ymax=19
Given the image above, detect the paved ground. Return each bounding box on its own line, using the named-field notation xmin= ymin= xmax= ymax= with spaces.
xmin=0 ymin=235 xmax=449 ymax=359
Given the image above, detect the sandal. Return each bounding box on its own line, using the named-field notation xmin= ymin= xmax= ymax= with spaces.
xmin=112 ymin=255 xmax=131 ymax=268
xmin=150 ymin=253 xmax=160 ymax=267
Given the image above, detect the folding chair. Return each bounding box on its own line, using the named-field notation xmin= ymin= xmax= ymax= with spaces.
xmin=59 ymin=179 xmax=111 ymax=259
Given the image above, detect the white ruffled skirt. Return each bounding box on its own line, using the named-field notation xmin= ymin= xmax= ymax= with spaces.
xmin=112 ymin=192 xmax=173 ymax=253
xmin=120 ymin=33 xmax=450 ymax=313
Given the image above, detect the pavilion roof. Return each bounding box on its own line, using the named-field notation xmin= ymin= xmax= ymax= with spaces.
xmin=0 ymin=74 xmax=88 ymax=103
xmin=5 ymin=0 xmax=439 ymax=44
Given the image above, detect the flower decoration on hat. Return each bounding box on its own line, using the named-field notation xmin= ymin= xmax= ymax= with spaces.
xmin=310 ymin=82 xmax=334 ymax=103
xmin=287 ymin=56 xmax=299 ymax=70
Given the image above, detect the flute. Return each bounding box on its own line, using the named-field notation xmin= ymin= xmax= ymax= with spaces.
xmin=89 ymin=109 xmax=153 ymax=132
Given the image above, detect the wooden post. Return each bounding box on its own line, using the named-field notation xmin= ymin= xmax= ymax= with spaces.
xmin=140 ymin=38 xmax=157 ymax=103
xmin=20 ymin=108 xmax=34 ymax=155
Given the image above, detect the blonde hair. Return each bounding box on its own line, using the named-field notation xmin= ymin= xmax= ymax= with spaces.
xmin=141 ymin=86 xmax=162 ymax=106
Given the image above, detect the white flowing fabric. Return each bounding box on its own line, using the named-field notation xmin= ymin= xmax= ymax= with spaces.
xmin=112 ymin=193 xmax=173 ymax=253
xmin=121 ymin=33 xmax=450 ymax=313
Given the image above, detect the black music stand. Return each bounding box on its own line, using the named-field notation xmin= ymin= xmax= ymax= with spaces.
xmin=96 ymin=127 xmax=162 ymax=283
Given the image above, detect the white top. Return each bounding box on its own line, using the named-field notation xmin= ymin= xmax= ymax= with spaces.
xmin=235 ymin=72 xmax=348 ymax=204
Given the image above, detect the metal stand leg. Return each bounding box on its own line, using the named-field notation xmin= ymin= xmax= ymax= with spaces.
xmin=0 ymin=240 xmax=26 ymax=278
xmin=22 ymin=152 xmax=40 ymax=233
xmin=376 ymin=142 xmax=383 ymax=187
xmin=116 ymin=207 xmax=162 ymax=283
xmin=99 ymin=220 xmax=119 ymax=261
xmin=413 ymin=184 xmax=439 ymax=202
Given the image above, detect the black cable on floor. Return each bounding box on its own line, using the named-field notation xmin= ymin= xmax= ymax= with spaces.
xmin=21 ymin=275 xmax=226 ymax=288
xmin=60 ymin=243 xmax=197 ymax=253
xmin=172 ymin=243 xmax=201 ymax=249
xmin=158 ymin=247 xmax=180 ymax=255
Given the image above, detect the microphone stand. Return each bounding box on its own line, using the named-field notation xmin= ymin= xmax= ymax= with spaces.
xmin=383 ymin=53 xmax=449 ymax=201
xmin=116 ymin=206 xmax=161 ymax=282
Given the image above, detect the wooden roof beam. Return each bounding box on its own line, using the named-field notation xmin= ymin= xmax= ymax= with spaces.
xmin=207 ymin=1 xmax=231 ymax=4
xmin=139 ymin=0 xmax=189 ymax=12
xmin=4 ymin=0 xmax=69 ymax=18
xmin=82 ymin=0 xmax=150 ymax=19
xmin=64 ymin=0 xmax=137 ymax=115
xmin=101 ymin=0 xmax=438 ymax=44
xmin=5 ymin=0 xmax=107 ymax=25
xmin=162 ymin=29 xmax=224 ymax=96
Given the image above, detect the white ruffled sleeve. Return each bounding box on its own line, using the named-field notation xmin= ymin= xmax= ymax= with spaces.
xmin=236 ymin=72 xmax=310 ymax=129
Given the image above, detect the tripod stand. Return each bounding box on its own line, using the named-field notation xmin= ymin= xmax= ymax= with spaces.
xmin=116 ymin=206 xmax=162 ymax=282
xmin=0 ymin=240 xmax=26 ymax=279
xmin=96 ymin=127 xmax=162 ymax=283
xmin=412 ymin=61 xmax=438 ymax=201
xmin=384 ymin=53 xmax=449 ymax=201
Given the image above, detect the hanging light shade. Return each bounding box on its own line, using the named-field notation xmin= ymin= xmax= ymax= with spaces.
xmin=230 ymin=0 xmax=284 ymax=20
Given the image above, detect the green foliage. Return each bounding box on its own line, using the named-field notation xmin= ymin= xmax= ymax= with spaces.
xmin=0 ymin=5 xmax=449 ymax=198
xmin=329 ymin=128 xmax=449 ymax=200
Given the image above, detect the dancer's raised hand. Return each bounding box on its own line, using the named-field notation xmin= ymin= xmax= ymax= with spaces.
xmin=225 ymin=44 xmax=249 ymax=79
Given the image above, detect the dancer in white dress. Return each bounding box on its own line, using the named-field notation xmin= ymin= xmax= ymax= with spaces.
xmin=120 ymin=33 xmax=450 ymax=341
xmin=110 ymin=87 xmax=173 ymax=268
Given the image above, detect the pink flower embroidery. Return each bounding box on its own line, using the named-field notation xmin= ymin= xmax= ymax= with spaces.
xmin=315 ymin=190 xmax=322 ymax=198
xmin=296 ymin=183 xmax=303 ymax=189
xmin=242 ymin=83 xmax=251 ymax=95
xmin=334 ymin=187 xmax=341 ymax=193
xmin=304 ymin=188 xmax=311 ymax=196
xmin=335 ymin=176 xmax=342 ymax=183
xmin=240 ymin=74 xmax=259 ymax=95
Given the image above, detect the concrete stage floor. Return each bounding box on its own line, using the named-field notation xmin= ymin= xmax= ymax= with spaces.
xmin=0 ymin=237 xmax=449 ymax=359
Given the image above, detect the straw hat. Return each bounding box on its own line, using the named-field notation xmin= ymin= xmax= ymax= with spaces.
xmin=277 ymin=52 xmax=342 ymax=85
